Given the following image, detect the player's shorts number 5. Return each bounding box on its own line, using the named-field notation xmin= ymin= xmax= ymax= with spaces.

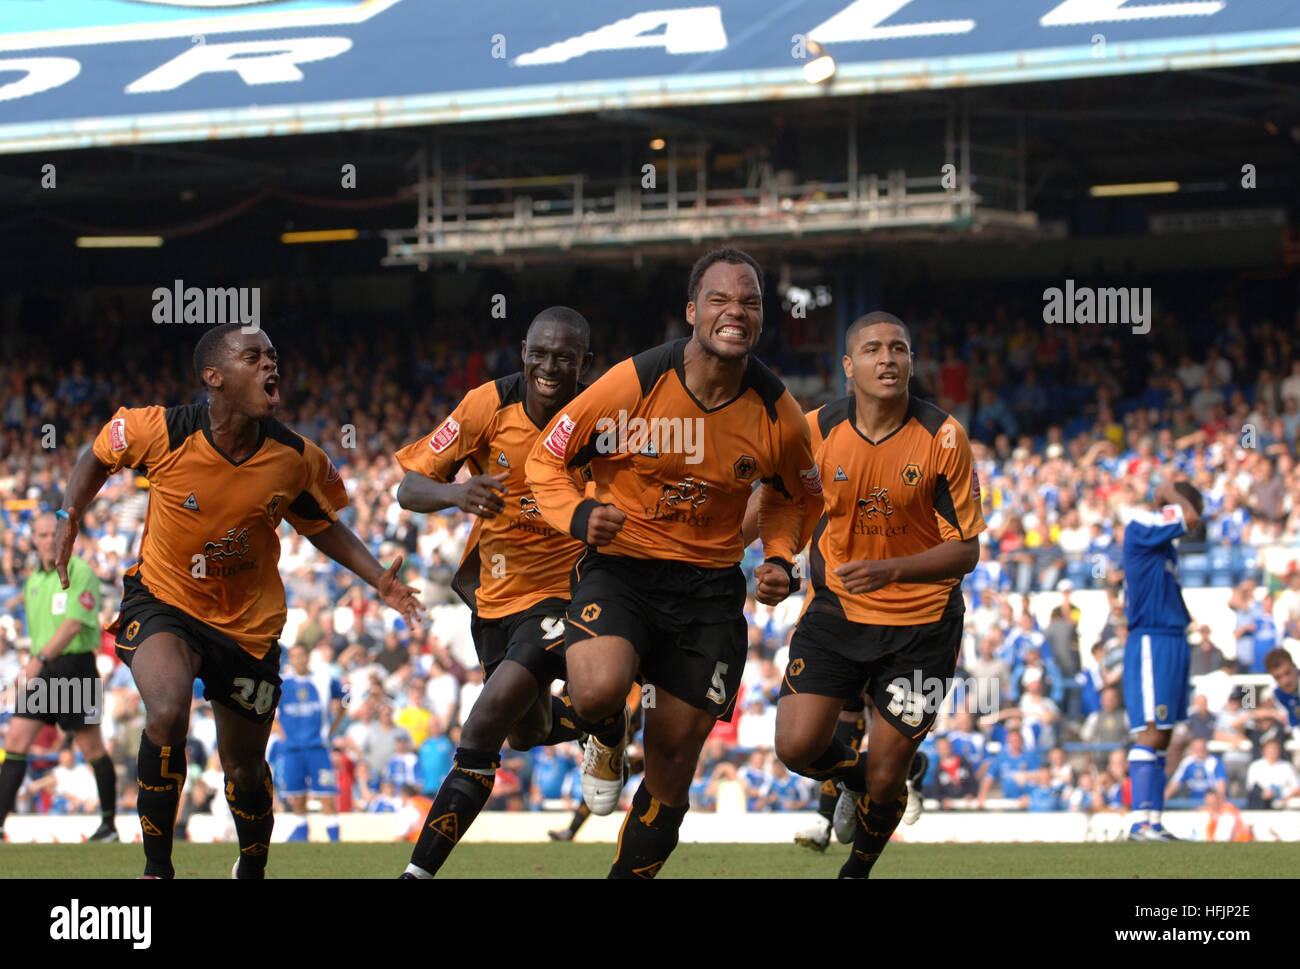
xmin=885 ymin=681 xmax=924 ymax=727
xmin=705 ymin=661 xmax=729 ymax=705
xmin=231 ymin=677 xmax=275 ymax=715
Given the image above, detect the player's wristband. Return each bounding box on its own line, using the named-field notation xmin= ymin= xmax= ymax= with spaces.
xmin=569 ymin=498 xmax=602 ymax=544
xmin=55 ymin=509 xmax=70 ymax=521
xmin=764 ymin=556 xmax=800 ymax=594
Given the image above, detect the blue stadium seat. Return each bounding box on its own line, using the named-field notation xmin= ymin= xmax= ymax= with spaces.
xmin=1140 ymin=387 xmax=1170 ymax=410
xmin=1179 ymin=551 xmax=1207 ymax=586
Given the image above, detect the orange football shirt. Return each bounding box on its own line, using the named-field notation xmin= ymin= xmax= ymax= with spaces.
xmin=394 ymin=373 xmax=588 ymax=619
xmin=525 ymin=339 xmax=815 ymax=567
xmin=94 ymin=404 xmax=348 ymax=658
xmin=803 ymin=395 xmax=987 ymax=624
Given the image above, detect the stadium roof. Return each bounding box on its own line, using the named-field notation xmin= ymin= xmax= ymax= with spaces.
xmin=3 ymin=0 xmax=1300 ymax=154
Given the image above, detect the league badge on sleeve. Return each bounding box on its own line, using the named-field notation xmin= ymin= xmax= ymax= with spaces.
xmin=109 ymin=417 xmax=128 ymax=451
xmin=543 ymin=414 xmax=575 ymax=459
xmin=799 ymin=465 xmax=823 ymax=496
xmin=429 ymin=417 xmax=460 ymax=454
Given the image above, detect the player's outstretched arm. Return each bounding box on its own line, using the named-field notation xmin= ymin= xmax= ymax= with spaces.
xmin=305 ymin=522 xmax=424 ymax=627
xmin=396 ymin=469 xmax=508 ymax=517
xmin=55 ymin=447 xmax=112 ymax=588
xmin=835 ymin=536 xmax=980 ymax=595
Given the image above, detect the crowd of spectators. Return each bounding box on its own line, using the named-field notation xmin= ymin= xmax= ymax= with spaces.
xmin=2 ymin=293 xmax=1300 ymax=823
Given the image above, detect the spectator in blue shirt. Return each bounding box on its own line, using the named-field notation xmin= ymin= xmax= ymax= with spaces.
xmin=416 ymin=720 xmax=454 ymax=795
xmin=1000 ymin=612 xmax=1046 ymax=669
xmin=765 ymin=761 xmax=811 ymax=811
xmin=1208 ymin=492 xmax=1249 ymax=546
xmin=1247 ymin=599 xmax=1278 ymax=675
xmin=978 ymin=730 xmax=1041 ymax=805
xmin=966 ymin=544 xmax=1012 ymax=607
xmin=528 ymin=746 xmax=576 ymax=806
xmin=1166 ymin=738 xmax=1228 ymax=805
xmin=947 ymin=710 xmax=987 ymax=773
xmin=739 ymin=750 xmax=772 ymax=812
xmin=382 ymin=735 xmax=419 ymax=790
xmin=689 ymin=760 xmax=715 ymax=812
xmin=1230 ymin=579 xmax=1262 ymax=671
xmin=970 ymin=387 xmax=1018 ymax=444
xmin=1011 ymin=645 xmax=1064 ymax=705
xmin=1022 ymin=767 xmax=1063 ymax=812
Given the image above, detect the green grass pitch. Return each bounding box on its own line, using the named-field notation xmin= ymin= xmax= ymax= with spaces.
xmin=3 ymin=842 xmax=1297 ymax=878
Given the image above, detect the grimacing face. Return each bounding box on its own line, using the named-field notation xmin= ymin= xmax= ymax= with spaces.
xmin=686 ymin=260 xmax=763 ymax=362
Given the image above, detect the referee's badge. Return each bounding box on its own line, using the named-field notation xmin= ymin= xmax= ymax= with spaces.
xmin=125 ymin=620 xmax=140 ymax=641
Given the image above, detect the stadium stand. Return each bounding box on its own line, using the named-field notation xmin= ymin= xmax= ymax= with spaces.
xmin=2 ymin=286 xmax=1299 ymax=826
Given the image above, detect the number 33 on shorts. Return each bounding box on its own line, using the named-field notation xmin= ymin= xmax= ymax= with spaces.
xmin=885 ymin=681 xmax=925 ymax=727
xmin=231 ymin=677 xmax=276 ymax=715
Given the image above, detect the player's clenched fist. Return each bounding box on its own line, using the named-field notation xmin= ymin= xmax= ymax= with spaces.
xmin=457 ymin=471 xmax=509 ymax=518
xmin=834 ymin=559 xmax=899 ymax=595
xmin=753 ymin=563 xmax=791 ymax=606
xmin=585 ymin=503 xmax=626 ymax=546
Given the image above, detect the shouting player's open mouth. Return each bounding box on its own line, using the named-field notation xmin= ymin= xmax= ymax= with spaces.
xmin=876 ymin=370 xmax=900 ymax=387
xmin=264 ymin=374 xmax=280 ymax=407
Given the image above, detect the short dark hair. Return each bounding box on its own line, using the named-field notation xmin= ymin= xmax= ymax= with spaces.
xmin=193 ymin=323 xmax=245 ymax=388
xmin=686 ymin=247 xmax=763 ymax=305
xmin=1173 ymin=480 xmax=1204 ymax=517
xmin=845 ymin=311 xmax=911 ymax=353
xmin=1264 ymin=647 xmax=1294 ymax=672
xmin=527 ymin=306 xmax=590 ymax=350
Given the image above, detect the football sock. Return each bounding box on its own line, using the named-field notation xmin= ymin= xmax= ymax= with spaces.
xmin=1128 ymin=746 xmax=1156 ymax=830
xmin=817 ymin=779 xmax=838 ymax=822
xmin=850 ymin=711 xmax=868 ymax=748
xmin=608 ymin=783 xmax=687 ymax=879
xmin=800 ymin=737 xmax=867 ymax=791
xmin=137 ymin=736 xmax=185 ymax=879
xmin=1149 ymin=752 xmax=1167 ymax=827
xmin=838 ymin=794 xmax=906 ymax=879
xmin=0 ymin=753 xmax=28 ymax=830
xmin=407 ymin=747 xmax=498 ymax=877
xmin=227 ymin=764 xmax=274 ymax=879
xmin=543 ymin=695 xmax=585 ymax=745
xmin=324 ymin=815 xmax=340 ymax=842
xmin=90 ymin=754 xmax=117 ymax=825
xmin=568 ymin=801 xmax=592 ymax=836
xmin=287 ymin=814 xmax=309 ymax=842
xmin=585 ymin=710 xmax=627 ymax=749
xmin=817 ymin=717 xmax=866 ymax=819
